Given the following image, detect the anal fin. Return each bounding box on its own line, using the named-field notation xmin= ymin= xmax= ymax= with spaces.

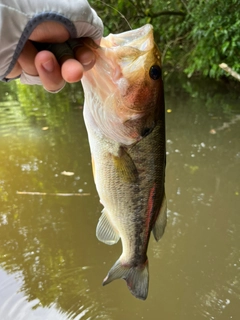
xmin=152 ymin=192 xmax=167 ymax=241
xmin=96 ymin=209 xmax=120 ymax=245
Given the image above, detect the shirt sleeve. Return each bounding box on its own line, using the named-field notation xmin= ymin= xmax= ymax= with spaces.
xmin=0 ymin=0 xmax=103 ymax=81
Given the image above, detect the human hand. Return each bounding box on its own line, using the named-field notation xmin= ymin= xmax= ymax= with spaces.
xmin=0 ymin=0 xmax=103 ymax=92
xmin=7 ymin=21 xmax=99 ymax=92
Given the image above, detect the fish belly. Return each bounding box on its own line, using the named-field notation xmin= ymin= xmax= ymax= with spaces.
xmin=84 ymin=106 xmax=166 ymax=299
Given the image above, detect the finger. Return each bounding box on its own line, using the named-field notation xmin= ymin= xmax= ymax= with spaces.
xmin=67 ymin=39 xmax=97 ymax=72
xmin=29 ymin=21 xmax=70 ymax=43
xmin=6 ymin=40 xmax=38 ymax=79
xmin=34 ymin=50 xmax=65 ymax=92
xmin=61 ymin=58 xmax=84 ymax=83
xmin=45 ymin=42 xmax=84 ymax=83
xmin=6 ymin=61 xmax=22 ymax=79
xmin=18 ymin=41 xmax=38 ymax=76
xmin=60 ymin=46 xmax=96 ymax=82
xmin=74 ymin=46 xmax=96 ymax=72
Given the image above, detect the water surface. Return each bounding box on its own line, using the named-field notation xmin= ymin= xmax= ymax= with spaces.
xmin=0 ymin=77 xmax=239 ymax=319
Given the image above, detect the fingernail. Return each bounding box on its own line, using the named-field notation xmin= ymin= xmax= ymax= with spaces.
xmin=82 ymin=59 xmax=93 ymax=66
xmin=42 ymin=58 xmax=54 ymax=73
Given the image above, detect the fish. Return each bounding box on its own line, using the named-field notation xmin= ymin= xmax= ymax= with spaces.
xmin=81 ymin=24 xmax=167 ymax=300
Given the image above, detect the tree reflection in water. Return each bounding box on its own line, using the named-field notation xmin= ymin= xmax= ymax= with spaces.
xmin=0 ymin=76 xmax=239 ymax=319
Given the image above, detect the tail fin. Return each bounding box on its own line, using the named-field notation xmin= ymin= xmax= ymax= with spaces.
xmin=102 ymin=258 xmax=149 ymax=300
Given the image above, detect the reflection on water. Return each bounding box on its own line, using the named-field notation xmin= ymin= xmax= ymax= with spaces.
xmin=0 ymin=269 xmax=68 ymax=320
xmin=0 ymin=78 xmax=240 ymax=319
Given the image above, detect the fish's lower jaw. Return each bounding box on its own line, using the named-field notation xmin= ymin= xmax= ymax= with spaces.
xmin=102 ymin=258 xmax=149 ymax=300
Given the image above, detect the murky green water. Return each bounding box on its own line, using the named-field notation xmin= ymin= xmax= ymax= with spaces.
xmin=0 ymin=77 xmax=239 ymax=320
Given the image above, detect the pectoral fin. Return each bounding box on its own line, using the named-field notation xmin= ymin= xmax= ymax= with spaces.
xmin=96 ymin=209 xmax=120 ymax=245
xmin=152 ymin=192 xmax=167 ymax=241
xmin=112 ymin=147 xmax=138 ymax=183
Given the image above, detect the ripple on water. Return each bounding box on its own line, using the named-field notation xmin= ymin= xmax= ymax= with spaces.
xmin=0 ymin=269 xmax=68 ymax=320
xmin=0 ymin=267 xmax=112 ymax=320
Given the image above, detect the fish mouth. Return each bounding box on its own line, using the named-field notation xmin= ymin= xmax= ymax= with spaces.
xmin=101 ymin=24 xmax=154 ymax=52
xmin=98 ymin=24 xmax=160 ymax=114
xmin=81 ymin=24 xmax=161 ymax=137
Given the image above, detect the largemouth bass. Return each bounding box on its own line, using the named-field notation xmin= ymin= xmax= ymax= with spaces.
xmin=81 ymin=24 xmax=167 ymax=300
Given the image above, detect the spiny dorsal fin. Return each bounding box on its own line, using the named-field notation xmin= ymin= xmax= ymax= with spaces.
xmin=152 ymin=192 xmax=167 ymax=241
xmin=96 ymin=209 xmax=120 ymax=245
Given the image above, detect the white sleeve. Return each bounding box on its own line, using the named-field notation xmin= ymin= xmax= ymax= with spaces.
xmin=0 ymin=0 xmax=103 ymax=81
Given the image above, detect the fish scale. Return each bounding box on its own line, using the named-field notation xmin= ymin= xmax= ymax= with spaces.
xmin=81 ymin=24 xmax=167 ymax=300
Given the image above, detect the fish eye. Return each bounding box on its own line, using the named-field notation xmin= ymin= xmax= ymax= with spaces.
xmin=149 ymin=65 xmax=162 ymax=80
